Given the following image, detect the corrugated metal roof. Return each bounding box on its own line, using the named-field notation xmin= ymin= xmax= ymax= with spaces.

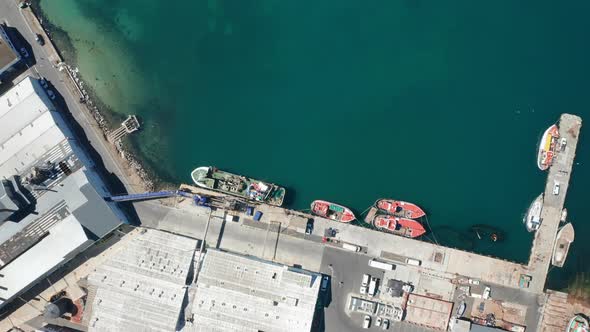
xmin=86 ymin=229 xmax=197 ymax=332
xmin=186 ymin=249 xmax=320 ymax=332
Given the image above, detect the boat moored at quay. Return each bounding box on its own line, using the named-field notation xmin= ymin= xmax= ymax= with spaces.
xmin=376 ymin=199 xmax=426 ymax=219
xmin=372 ymin=214 xmax=426 ymax=238
xmin=524 ymin=193 xmax=544 ymax=232
xmin=537 ymin=124 xmax=560 ymax=171
xmin=191 ymin=166 xmax=286 ymax=206
xmin=311 ymin=200 xmax=356 ymax=222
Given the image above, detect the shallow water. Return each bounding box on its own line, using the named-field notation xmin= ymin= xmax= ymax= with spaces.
xmin=38 ymin=0 xmax=590 ymax=287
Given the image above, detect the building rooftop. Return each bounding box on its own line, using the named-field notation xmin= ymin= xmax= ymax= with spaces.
xmin=0 ymin=77 xmax=124 ymax=309
xmin=405 ymin=293 xmax=453 ymax=331
xmin=85 ymin=228 xmax=197 ymax=331
xmin=185 ymin=249 xmax=321 ymax=332
xmin=0 ymin=24 xmax=20 ymax=75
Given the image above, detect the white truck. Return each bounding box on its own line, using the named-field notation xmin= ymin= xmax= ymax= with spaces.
xmin=368 ymin=277 xmax=378 ymax=297
xmin=405 ymin=258 xmax=421 ymax=266
xmin=342 ymin=243 xmax=362 ymax=252
xmin=369 ymin=259 xmax=395 ymax=270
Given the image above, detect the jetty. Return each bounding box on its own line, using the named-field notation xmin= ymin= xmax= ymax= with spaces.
xmin=525 ymin=113 xmax=581 ymax=292
xmin=107 ymin=115 xmax=140 ymax=143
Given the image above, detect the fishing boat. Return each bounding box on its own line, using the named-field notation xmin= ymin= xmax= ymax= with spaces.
xmin=566 ymin=315 xmax=589 ymax=332
xmin=372 ymin=214 xmax=426 ymax=238
xmin=552 ymin=223 xmax=575 ymax=268
xmin=537 ymin=124 xmax=560 ymax=171
xmin=524 ymin=194 xmax=543 ymax=232
xmin=311 ymin=200 xmax=356 ymax=222
xmin=191 ymin=166 xmax=286 ymax=206
xmin=376 ymin=199 xmax=426 ymax=219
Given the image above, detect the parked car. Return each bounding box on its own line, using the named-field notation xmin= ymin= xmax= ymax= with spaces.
xmin=305 ymin=220 xmax=314 ymax=234
xmin=553 ymin=182 xmax=560 ymax=195
xmin=46 ymin=89 xmax=56 ymax=100
xmin=20 ymin=47 xmax=29 ymax=58
xmin=362 ymin=315 xmax=371 ymax=329
xmin=382 ymin=319 xmax=390 ymax=330
xmin=376 ymin=317 xmax=382 ymax=327
xmin=39 ymin=78 xmax=48 ymax=88
xmin=320 ymin=275 xmax=329 ymax=291
xmin=35 ymin=34 xmax=45 ymax=46
xmin=483 ymin=286 xmax=491 ymax=299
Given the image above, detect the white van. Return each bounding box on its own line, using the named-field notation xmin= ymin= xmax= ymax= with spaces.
xmin=360 ymin=274 xmax=370 ymax=294
xmin=405 ymin=258 xmax=421 ymax=266
xmin=553 ymin=182 xmax=560 ymax=195
xmin=361 ymin=274 xmax=370 ymax=287
xmin=342 ymin=243 xmax=361 ymax=252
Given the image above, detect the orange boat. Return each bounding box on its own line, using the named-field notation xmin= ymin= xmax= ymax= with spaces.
xmin=376 ymin=199 xmax=426 ymax=219
xmin=373 ymin=214 xmax=426 ymax=238
xmin=311 ymin=200 xmax=356 ymax=223
xmin=537 ymin=124 xmax=560 ymax=171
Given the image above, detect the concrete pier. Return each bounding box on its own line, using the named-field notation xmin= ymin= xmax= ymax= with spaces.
xmin=525 ymin=113 xmax=582 ymax=293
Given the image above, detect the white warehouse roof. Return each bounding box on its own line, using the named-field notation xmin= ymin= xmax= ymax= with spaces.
xmin=185 ymin=249 xmax=321 ymax=332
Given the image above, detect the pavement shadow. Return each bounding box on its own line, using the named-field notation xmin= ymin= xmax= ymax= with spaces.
xmin=2 ymin=24 xmax=36 ymax=66
xmin=55 ymin=98 xmax=141 ymax=225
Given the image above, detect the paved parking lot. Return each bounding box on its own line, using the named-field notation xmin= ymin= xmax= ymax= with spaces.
xmin=318 ymin=247 xmax=434 ymax=332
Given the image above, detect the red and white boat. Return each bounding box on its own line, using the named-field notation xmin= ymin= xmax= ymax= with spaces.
xmin=376 ymin=199 xmax=426 ymax=219
xmin=373 ymin=214 xmax=426 ymax=238
xmin=311 ymin=200 xmax=356 ymax=223
xmin=537 ymin=124 xmax=560 ymax=171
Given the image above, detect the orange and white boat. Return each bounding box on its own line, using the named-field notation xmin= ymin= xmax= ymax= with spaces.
xmin=373 ymin=214 xmax=426 ymax=238
xmin=376 ymin=199 xmax=426 ymax=219
xmin=311 ymin=200 xmax=356 ymax=223
xmin=537 ymin=124 xmax=560 ymax=171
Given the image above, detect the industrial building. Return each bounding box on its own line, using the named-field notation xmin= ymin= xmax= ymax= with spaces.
xmin=184 ymin=249 xmax=321 ymax=332
xmin=0 ymin=76 xmax=125 ymax=310
xmin=85 ymin=228 xmax=198 ymax=331
xmin=0 ymin=23 xmax=20 ymax=78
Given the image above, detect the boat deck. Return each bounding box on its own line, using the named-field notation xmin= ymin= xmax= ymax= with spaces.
xmin=552 ymin=223 xmax=575 ymax=268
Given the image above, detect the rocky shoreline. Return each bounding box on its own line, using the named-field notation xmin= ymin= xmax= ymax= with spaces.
xmin=30 ymin=1 xmax=158 ymax=192
xmin=64 ymin=64 xmax=156 ymax=191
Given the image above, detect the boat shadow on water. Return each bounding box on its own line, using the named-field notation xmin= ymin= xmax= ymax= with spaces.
xmin=282 ymin=186 xmax=297 ymax=207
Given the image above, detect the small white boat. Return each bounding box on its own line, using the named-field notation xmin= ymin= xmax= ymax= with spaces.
xmin=560 ymin=208 xmax=568 ymax=223
xmin=524 ymin=194 xmax=543 ymax=232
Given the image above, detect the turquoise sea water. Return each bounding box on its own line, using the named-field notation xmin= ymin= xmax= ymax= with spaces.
xmin=38 ymin=0 xmax=590 ymax=288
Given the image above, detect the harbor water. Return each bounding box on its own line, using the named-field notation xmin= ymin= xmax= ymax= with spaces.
xmin=36 ymin=0 xmax=590 ymax=289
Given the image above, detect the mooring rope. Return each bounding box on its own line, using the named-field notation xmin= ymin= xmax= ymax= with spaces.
xmin=423 ymin=215 xmax=439 ymax=245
